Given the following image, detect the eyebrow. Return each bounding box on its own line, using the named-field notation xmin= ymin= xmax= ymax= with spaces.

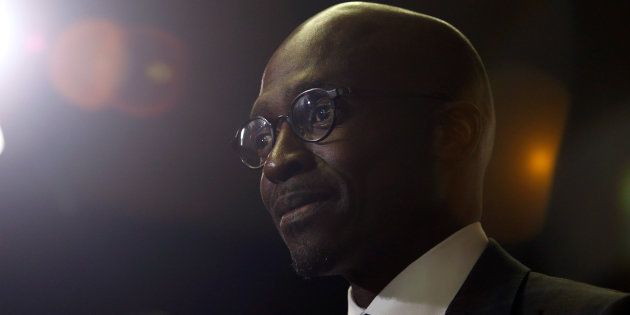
xmin=290 ymin=80 xmax=328 ymax=96
xmin=249 ymin=101 xmax=271 ymax=119
xmin=249 ymin=80 xmax=328 ymax=119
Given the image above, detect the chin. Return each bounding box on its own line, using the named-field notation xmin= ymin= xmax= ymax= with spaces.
xmin=289 ymin=244 xmax=335 ymax=278
xmin=282 ymin=216 xmax=349 ymax=278
xmin=281 ymin=202 xmax=354 ymax=278
xmin=269 ymin=166 xmax=356 ymax=277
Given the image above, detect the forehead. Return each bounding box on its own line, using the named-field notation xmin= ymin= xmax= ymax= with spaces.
xmin=248 ymin=4 xmax=443 ymax=119
xmin=249 ymin=42 xmax=345 ymax=119
xmin=249 ymin=18 xmax=355 ymax=119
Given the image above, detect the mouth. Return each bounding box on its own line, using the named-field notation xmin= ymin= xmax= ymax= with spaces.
xmin=273 ymin=191 xmax=332 ymax=227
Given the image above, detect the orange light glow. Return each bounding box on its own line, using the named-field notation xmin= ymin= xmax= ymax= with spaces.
xmin=49 ymin=19 xmax=128 ymax=110
xmin=483 ymin=64 xmax=569 ymax=243
xmin=528 ymin=147 xmax=554 ymax=178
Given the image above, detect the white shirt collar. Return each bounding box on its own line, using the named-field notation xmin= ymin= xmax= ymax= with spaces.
xmin=347 ymin=222 xmax=488 ymax=315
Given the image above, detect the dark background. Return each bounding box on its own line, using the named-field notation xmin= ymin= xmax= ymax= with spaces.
xmin=0 ymin=0 xmax=628 ymax=314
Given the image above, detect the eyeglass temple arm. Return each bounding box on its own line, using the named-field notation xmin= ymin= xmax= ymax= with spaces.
xmin=326 ymin=87 xmax=352 ymax=98
xmin=331 ymin=87 xmax=451 ymax=102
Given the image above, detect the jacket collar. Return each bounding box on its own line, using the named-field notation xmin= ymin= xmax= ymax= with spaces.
xmin=347 ymin=223 xmax=488 ymax=315
xmin=446 ymin=239 xmax=530 ymax=315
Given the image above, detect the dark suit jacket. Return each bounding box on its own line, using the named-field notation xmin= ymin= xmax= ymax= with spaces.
xmin=446 ymin=240 xmax=630 ymax=315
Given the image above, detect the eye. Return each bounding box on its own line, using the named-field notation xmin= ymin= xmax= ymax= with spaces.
xmin=254 ymin=132 xmax=272 ymax=150
xmin=310 ymin=102 xmax=334 ymax=128
xmin=316 ymin=106 xmax=330 ymax=121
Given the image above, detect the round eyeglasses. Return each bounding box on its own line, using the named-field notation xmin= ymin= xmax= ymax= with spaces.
xmin=232 ymin=87 xmax=350 ymax=169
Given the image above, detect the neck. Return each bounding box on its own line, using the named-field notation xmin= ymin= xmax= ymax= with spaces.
xmin=344 ymin=220 xmax=465 ymax=308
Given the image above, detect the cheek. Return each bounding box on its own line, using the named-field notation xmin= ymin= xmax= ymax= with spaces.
xmin=259 ymin=173 xmax=273 ymax=211
xmin=311 ymin=123 xmax=379 ymax=176
xmin=308 ymin=145 xmax=376 ymax=224
xmin=316 ymin=124 xmax=430 ymax=210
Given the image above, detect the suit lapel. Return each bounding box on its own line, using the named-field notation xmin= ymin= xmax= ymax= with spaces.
xmin=446 ymin=239 xmax=530 ymax=315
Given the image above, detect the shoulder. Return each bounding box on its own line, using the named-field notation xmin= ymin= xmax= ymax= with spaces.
xmin=448 ymin=239 xmax=630 ymax=315
xmin=514 ymin=271 xmax=630 ymax=315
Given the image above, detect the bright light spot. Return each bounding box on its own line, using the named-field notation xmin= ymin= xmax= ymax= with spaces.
xmin=0 ymin=124 xmax=5 ymax=156
xmin=24 ymin=32 xmax=46 ymax=54
xmin=49 ymin=19 xmax=128 ymax=110
xmin=145 ymin=61 xmax=173 ymax=84
xmin=528 ymin=147 xmax=553 ymax=178
xmin=0 ymin=1 xmax=15 ymax=69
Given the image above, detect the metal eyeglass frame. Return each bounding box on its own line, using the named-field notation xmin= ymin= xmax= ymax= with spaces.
xmin=232 ymin=87 xmax=450 ymax=169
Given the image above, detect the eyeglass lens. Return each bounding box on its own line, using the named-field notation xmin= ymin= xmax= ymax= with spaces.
xmin=291 ymin=89 xmax=335 ymax=141
xmin=236 ymin=117 xmax=274 ymax=168
xmin=236 ymin=89 xmax=336 ymax=168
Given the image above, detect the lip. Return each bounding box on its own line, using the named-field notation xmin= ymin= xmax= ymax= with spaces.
xmin=272 ymin=191 xmax=332 ymax=223
xmin=279 ymin=199 xmax=329 ymax=227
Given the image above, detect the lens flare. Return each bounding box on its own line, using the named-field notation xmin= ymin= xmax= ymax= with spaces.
xmin=114 ymin=27 xmax=188 ymax=117
xmin=0 ymin=1 xmax=15 ymax=69
xmin=49 ymin=19 xmax=128 ymax=110
xmin=145 ymin=61 xmax=173 ymax=84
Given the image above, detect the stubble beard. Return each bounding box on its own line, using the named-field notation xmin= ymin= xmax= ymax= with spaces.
xmin=289 ymin=243 xmax=332 ymax=278
xmin=283 ymin=220 xmax=346 ymax=278
xmin=284 ymin=204 xmax=352 ymax=279
xmin=279 ymin=165 xmax=354 ymax=278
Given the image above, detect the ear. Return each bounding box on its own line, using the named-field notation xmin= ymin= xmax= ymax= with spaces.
xmin=431 ymin=101 xmax=482 ymax=162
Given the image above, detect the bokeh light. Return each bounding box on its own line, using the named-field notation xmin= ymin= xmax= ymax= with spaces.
xmin=49 ymin=19 xmax=128 ymax=110
xmin=145 ymin=61 xmax=173 ymax=84
xmin=48 ymin=20 xmax=187 ymax=117
xmin=529 ymin=146 xmax=553 ymax=179
xmin=483 ymin=64 xmax=569 ymax=243
xmin=0 ymin=1 xmax=15 ymax=69
xmin=114 ymin=27 xmax=188 ymax=117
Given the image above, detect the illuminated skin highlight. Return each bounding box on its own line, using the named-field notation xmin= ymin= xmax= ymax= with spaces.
xmin=250 ymin=2 xmax=495 ymax=307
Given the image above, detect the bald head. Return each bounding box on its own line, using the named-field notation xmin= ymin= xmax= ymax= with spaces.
xmin=259 ymin=2 xmax=494 ymax=172
xmin=250 ymin=2 xmax=495 ymax=279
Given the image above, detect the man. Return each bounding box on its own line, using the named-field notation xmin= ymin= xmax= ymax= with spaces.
xmin=233 ymin=2 xmax=629 ymax=314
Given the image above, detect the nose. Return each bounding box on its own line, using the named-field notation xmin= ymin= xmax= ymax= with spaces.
xmin=262 ymin=122 xmax=316 ymax=183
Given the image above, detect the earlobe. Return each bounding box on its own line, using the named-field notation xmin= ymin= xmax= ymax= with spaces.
xmin=431 ymin=101 xmax=482 ymax=161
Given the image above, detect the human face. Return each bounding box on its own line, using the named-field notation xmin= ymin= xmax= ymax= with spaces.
xmin=251 ymin=75 xmax=435 ymax=277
